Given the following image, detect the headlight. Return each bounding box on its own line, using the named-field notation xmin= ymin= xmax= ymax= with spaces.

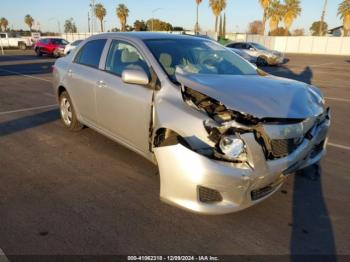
xmin=218 ymin=135 xmax=247 ymax=161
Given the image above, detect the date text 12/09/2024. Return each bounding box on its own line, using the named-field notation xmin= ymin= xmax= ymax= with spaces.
xmin=127 ymin=256 xmax=220 ymax=261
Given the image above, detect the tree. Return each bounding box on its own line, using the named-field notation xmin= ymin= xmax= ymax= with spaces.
xmin=267 ymin=0 xmax=284 ymax=33
xmin=0 ymin=17 xmax=9 ymax=32
xmin=146 ymin=19 xmax=173 ymax=31
xmin=338 ymin=0 xmax=350 ymax=36
xmin=209 ymin=0 xmax=226 ymax=33
xmin=282 ymin=0 xmax=301 ymax=35
xmin=134 ymin=20 xmax=147 ymax=31
xmin=310 ymin=21 xmax=328 ymax=36
xmin=64 ymin=18 xmax=77 ymax=33
xmin=95 ymin=3 xmax=107 ymax=32
xmin=248 ymin=20 xmax=264 ymax=34
xmin=219 ymin=14 xmax=223 ymax=37
xmin=116 ymin=4 xmax=129 ymax=32
xmin=292 ymin=28 xmax=304 ymax=36
xmin=24 ymin=14 xmax=34 ymax=31
xmin=194 ymin=0 xmax=202 ymax=34
xmin=259 ymin=0 xmax=270 ymax=35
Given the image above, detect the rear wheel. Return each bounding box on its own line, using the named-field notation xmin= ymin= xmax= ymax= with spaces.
xmin=18 ymin=42 xmax=26 ymax=50
xmin=35 ymin=48 xmax=42 ymax=57
xmin=59 ymin=91 xmax=83 ymax=131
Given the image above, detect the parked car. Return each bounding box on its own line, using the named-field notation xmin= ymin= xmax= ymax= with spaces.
xmin=226 ymin=42 xmax=284 ymax=66
xmin=64 ymin=39 xmax=84 ymax=55
xmin=34 ymin=38 xmax=69 ymax=57
xmin=53 ymin=33 xmax=330 ymax=215
xmin=228 ymin=47 xmax=257 ymax=64
xmin=0 ymin=32 xmax=32 ymax=50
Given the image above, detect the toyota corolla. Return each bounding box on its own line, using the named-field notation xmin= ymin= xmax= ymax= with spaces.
xmin=52 ymin=33 xmax=330 ymax=215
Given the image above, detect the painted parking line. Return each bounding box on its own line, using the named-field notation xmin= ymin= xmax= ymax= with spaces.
xmin=325 ymin=97 xmax=350 ymax=103
xmin=0 ymin=67 xmax=51 ymax=82
xmin=0 ymin=248 xmax=9 ymax=262
xmin=328 ymin=143 xmax=350 ymax=151
xmin=0 ymin=104 xmax=58 ymax=116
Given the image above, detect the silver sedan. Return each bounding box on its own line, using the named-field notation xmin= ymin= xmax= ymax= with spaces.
xmin=53 ymin=33 xmax=330 ymax=214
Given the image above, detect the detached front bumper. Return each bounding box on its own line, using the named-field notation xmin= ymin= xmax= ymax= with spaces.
xmin=154 ymin=115 xmax=330 ymax=215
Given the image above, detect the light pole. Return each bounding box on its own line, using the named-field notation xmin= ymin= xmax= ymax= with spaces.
xmin=89 ymin=0 xmax=96 ymax=34
xmin=151 ymin=8 xmax=163 ymax=31
xmin=319 ymin=0 xmax=328 ymax=36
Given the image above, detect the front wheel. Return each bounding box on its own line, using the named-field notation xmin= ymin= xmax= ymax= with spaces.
xmin=59 ymin=91 xmax=83 ymax=131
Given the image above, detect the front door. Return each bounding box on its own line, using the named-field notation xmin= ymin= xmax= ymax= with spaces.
xmin=96 ymin=39 xmax=153 ymax=154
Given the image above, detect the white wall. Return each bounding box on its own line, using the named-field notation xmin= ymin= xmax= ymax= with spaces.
xmin=226 ymin=34 xmax=350 ymax=55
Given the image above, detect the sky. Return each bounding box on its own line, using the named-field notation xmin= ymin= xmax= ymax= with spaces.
xmin=0 ymin=0 xmax=345 ymax=34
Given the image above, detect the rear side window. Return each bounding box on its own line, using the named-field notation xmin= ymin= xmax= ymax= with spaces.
xmin=75 ymin=39 xmax=107 ymax=68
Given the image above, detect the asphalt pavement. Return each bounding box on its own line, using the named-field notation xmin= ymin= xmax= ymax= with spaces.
xmin=0 ymin=50 xmax=349 ymax=258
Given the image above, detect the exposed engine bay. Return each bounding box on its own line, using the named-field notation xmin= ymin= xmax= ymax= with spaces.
xmin=181 ymin=86 xmax=329 ymax=162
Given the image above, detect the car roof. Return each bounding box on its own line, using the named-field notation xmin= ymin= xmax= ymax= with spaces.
xmin=89 ymin=32 xmax=205 ymax=41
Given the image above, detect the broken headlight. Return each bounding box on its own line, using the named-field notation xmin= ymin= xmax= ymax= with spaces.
xmin=216 ymin=135 xmax=247 ymax=162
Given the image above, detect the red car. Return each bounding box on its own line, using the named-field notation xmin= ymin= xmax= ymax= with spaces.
xmin=34 ymin=38 xmax=69 ymax=57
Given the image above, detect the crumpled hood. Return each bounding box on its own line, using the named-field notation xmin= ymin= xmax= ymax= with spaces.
xmin=176 ymin=73 xmax=325 ymax=119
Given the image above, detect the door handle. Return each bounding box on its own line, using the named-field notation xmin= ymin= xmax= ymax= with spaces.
xmin=96 ymin=80 xmax=107 ymax=88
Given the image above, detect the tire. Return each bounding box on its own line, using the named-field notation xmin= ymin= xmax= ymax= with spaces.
xmin=18 ymin=42 xmax=26 ymax=50
xmin=257 ymin=56 xmax=268 ymax=67
xmin=59 ymin=91 xmax=83 ymax=131
xmin=35 ymin=48 xmax=42 ymax=57
xmin=53 ymin=49 xmax=60 ymax=58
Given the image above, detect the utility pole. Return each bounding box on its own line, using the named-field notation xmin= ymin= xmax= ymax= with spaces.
xmin=89 ymin=0 xmax=96 ymax=34
xmin=319 ymin=0 xmax=328 ymax=36
xmin=88 ymin=12 xmax=91 ymax=33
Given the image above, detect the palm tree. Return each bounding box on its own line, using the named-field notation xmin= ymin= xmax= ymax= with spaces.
xmin=282 ymin=0 xmax=301 ymax=35
xmin=267 ymin=0 xmax=283 ymax=33
xmin=194 ymin=0 xmax=202 ymax=34
xmin=259 ymin=0 xmax=270 ymax=35
xmin=209 ymin=0 xmax=226 ymax=33
xmin=0 ymin=17 xmax=9 ymax=31
xmin=24 ymin=14 xmax=34 ymax=31
xmin=95 ymin=3 xmax=107 ymax=32
xmin=116 ymin=4 xmax=129 ymax=32
xmin=338 ymin=0 xmax=350 ymax=36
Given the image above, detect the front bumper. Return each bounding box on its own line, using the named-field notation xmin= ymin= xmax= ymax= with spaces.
xmin=154 ymin=116 xmax=330 ymax=215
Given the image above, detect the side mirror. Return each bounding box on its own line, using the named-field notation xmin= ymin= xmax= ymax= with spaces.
xmin=122 ymin=69 xmax=150 ymax=85
xmin=249 ymin=47 xmax=255 ymax=51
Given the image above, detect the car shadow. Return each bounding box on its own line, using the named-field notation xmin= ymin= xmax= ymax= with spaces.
xmin=262 ymin=65 xmax=313 ymax=84
xmin=0 ymin=62 xmax=54 ymax=76
xmin=0 ymin=109 xmax=59 ymax=137
xmin=263 ymin=63 xmax=336 ymax=258
xmin=290 ymin=165 xmax=337 ymax=260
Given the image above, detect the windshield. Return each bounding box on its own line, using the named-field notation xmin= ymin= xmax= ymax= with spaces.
xmin=144 ymin=38 xmax=257 ymax=81
xmin=51 ymin=39 xmax=68 ymax=45
xmin=251 ymin=43 xmax=269 ymax=51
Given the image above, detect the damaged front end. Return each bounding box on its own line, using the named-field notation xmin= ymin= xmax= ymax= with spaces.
xmin=153 ymin=73 xmax=330 ymax=214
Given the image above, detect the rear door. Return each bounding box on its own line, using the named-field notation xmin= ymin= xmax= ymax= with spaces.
xmin=66 ymin=38 xmax=107 ymax=125
xmin=95 ymin=39 xmax=153 ymax=154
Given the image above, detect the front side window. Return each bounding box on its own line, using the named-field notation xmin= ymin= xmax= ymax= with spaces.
xmin=50 ymin=38 xmax=68 ymax=45
xmin=75 ymin=39 xmax=107 ymax=68
xmin=145 ymin=38 xmax=257 ymax=82
xmin=105 ymin=40 xmax=149 ymax=77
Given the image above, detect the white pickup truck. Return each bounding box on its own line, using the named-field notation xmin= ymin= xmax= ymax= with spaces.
xmin=0 ymin=32 xmax=33 ymax=50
